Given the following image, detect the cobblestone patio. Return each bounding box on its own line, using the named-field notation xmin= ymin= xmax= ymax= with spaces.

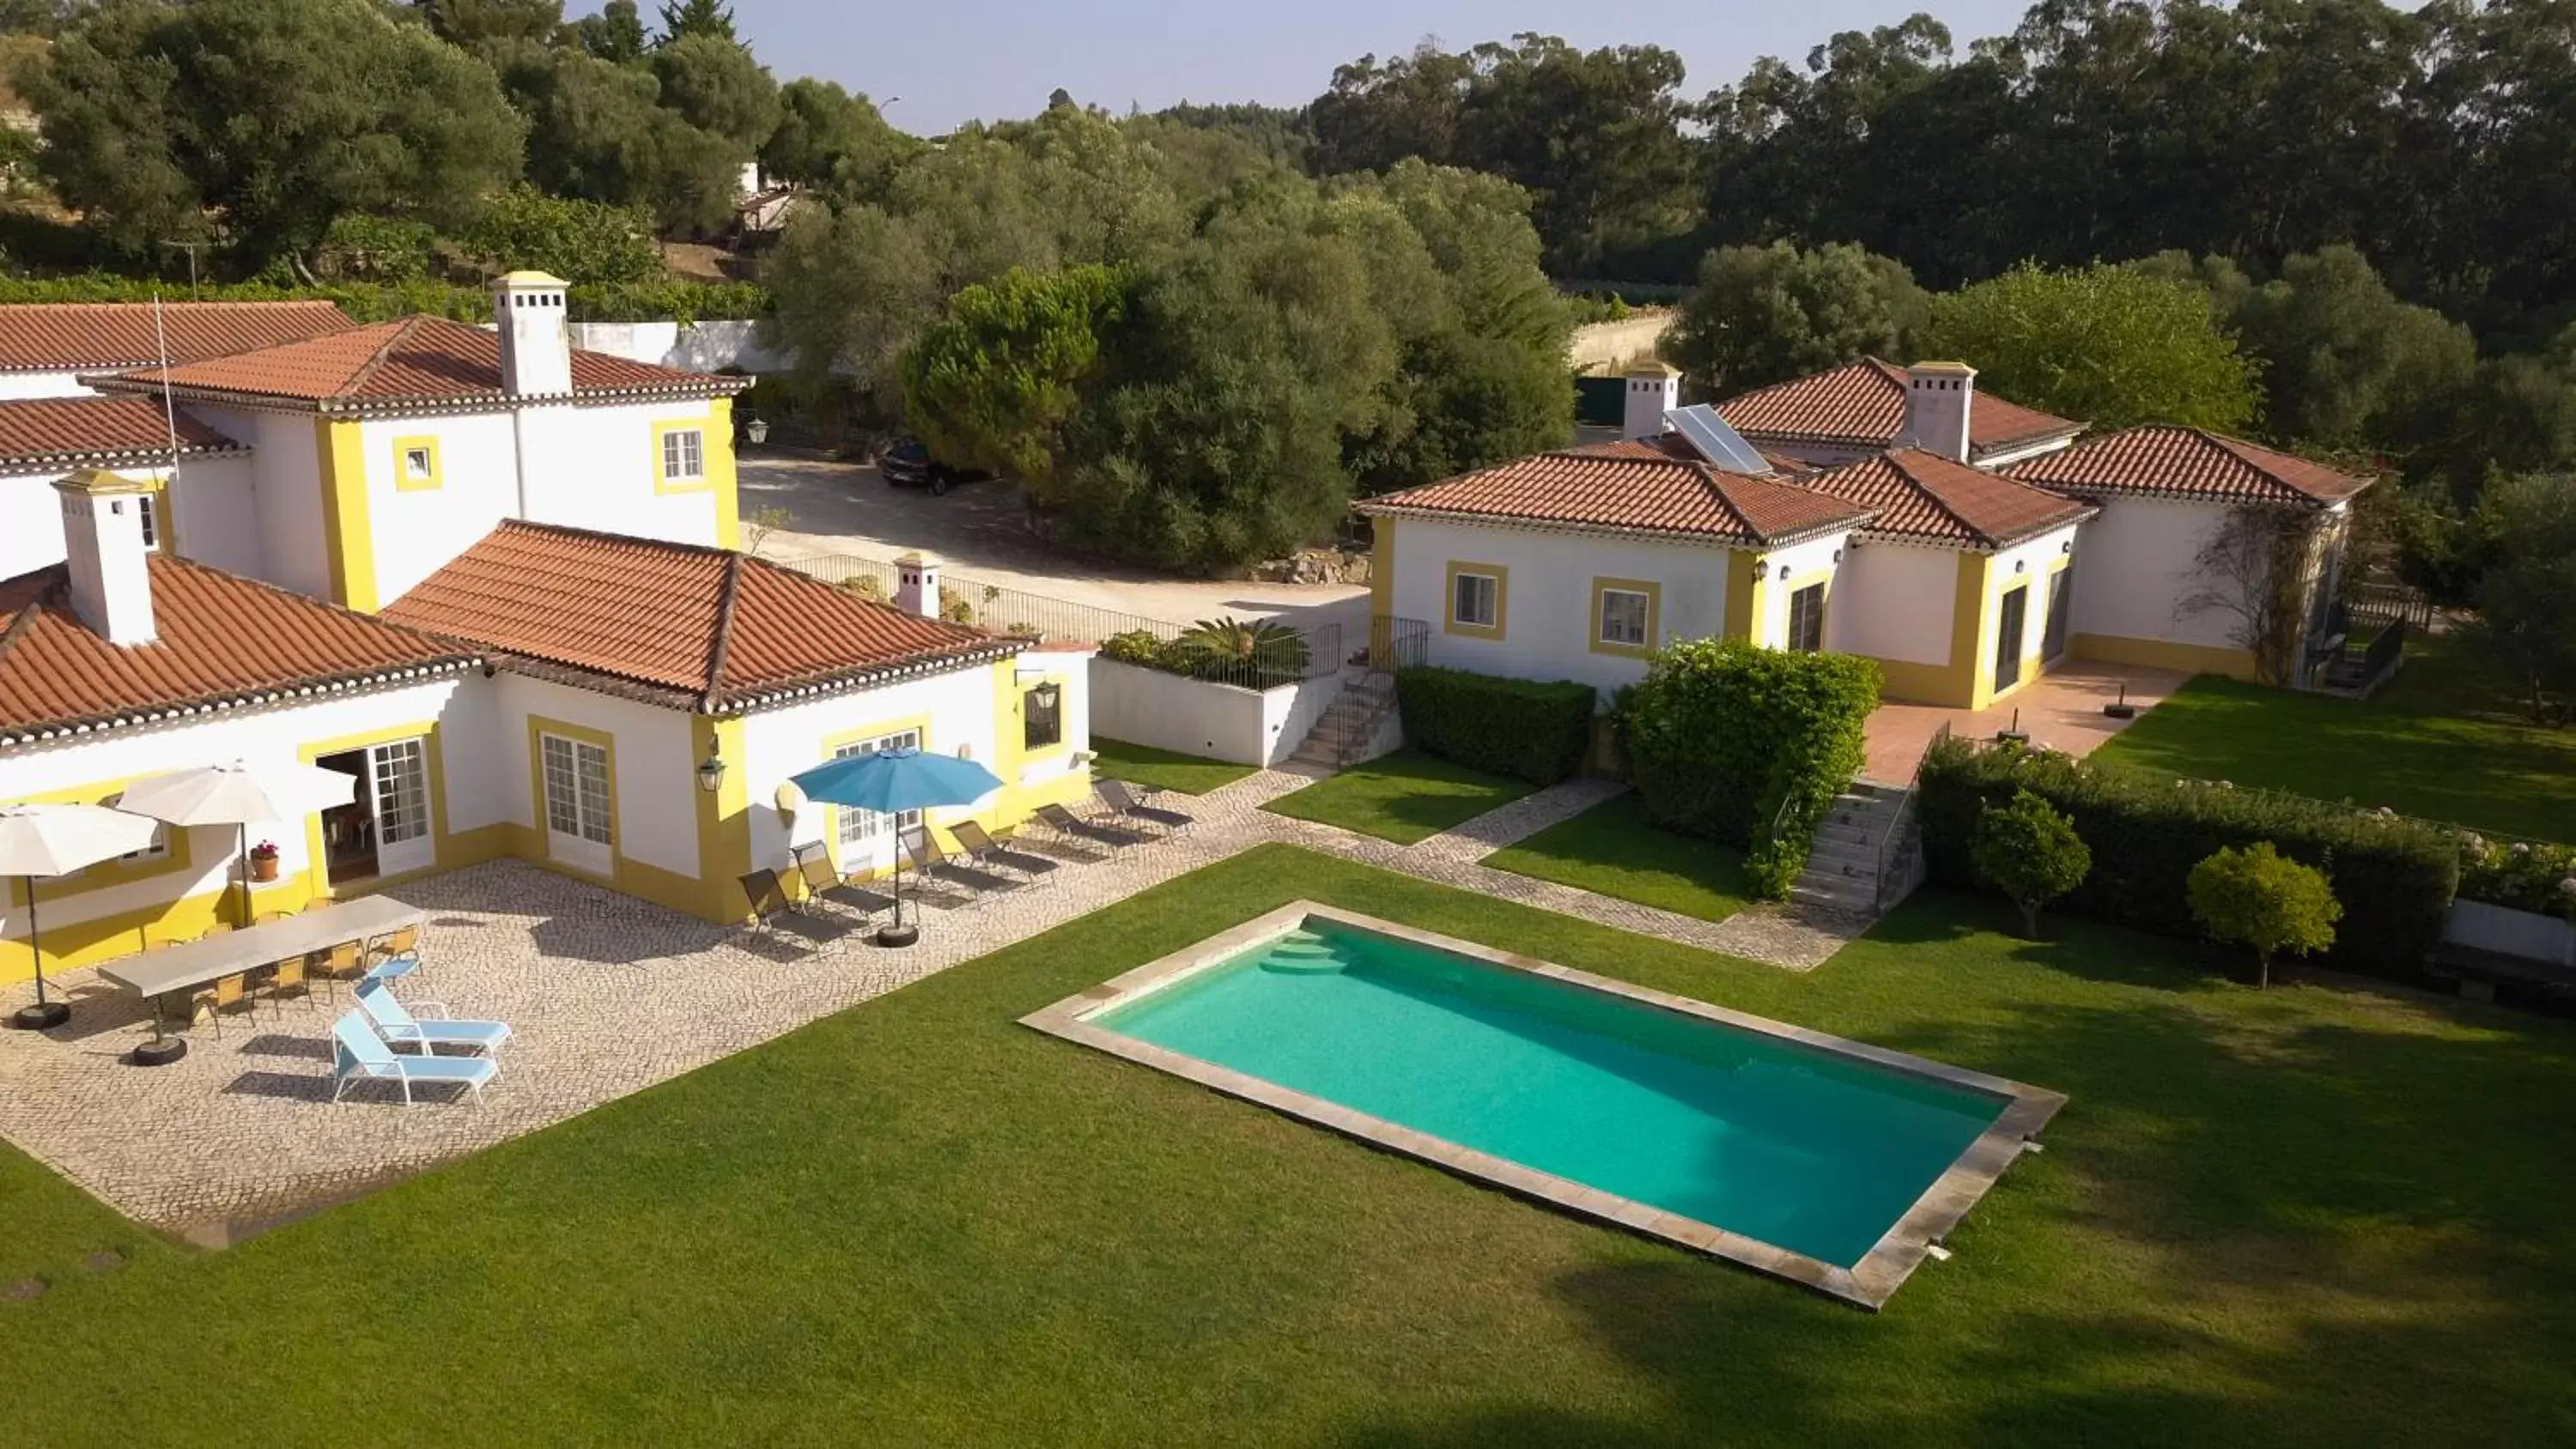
xmin=0 ymin=765 xmax=1873 ymax=1237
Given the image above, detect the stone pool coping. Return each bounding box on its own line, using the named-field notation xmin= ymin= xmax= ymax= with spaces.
xmin=1019 ymin=901 xmax=2068 ymax=1311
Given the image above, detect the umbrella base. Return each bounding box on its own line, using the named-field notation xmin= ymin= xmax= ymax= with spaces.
xmin=9 ymin=1001 xmax=69 ymax=1031
xmin=875 ymin=922 xmax=920 ymax=949
xmin=130 ymin=1036 xmax=187 ymax=1067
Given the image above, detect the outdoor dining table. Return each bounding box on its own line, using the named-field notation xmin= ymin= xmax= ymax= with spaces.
xmin=94 ymin=896 xmax=425 ymax=1065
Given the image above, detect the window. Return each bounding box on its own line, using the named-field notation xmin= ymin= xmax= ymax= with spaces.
xmin=135 ymin=493 xmax=160 ymax=552
xmin=1597 ymin=588 xmax=1651 ymax=648
xmin=540 ymin=734 xmax=613 ymax=846
xmin=1993 ymin=585 xmax=2028 ymax=691
xmin=404 ymin=448 xmax=433 ymax=482
xmin=1023 ymin=683 xmax=1063 ymax=751
xmin=834 ymin=728 xmax=922 ymax=852
xmin=661 ymin=427 xmax=706 ymax=485
xmin=373 ymin=738 xmax=431 ymax=847
xmin=1786 ymin=583 xmax=1826 ymax=653
xmin=1452 ymin=572 xmax=1498 ymax=628
xmin=393 ymin=435 xmax=441 ymax=492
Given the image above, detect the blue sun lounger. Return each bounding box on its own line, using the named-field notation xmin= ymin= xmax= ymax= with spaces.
xmin=331 ymin=1012 xmax=500 ymax=1106
xmin=354 ymin=980 xmax=513 ymax=1057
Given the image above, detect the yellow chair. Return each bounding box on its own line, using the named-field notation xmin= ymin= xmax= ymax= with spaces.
xmin=198 ymin=922 xmax=234 ymax=940
xmin=258 ymin=955 xmax=313 ymax=1017
xmin=257 ymin=911 xmax=295 ymax=927
xmin=307 ymin=941 xmax=362 ymax=1002
xmin=190 ymin=973 xmax=258 ymax=1038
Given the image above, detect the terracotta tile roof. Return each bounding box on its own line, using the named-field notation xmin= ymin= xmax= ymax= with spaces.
xmin=384 ymin=521 xmax=1015 ymax=711
xmin=1800 ymin=449 xmax=2094 ymax=549
xmin=1716 ymin=358 xmax=2082 ymax=460
xmin=0 ymin=397 xmax=245 ymax=474
xmin=1568 ymin=434 xmax=1816 ymax=476
xmin=0 ymin=300 xmax=352 ymax=374
xmin=2002 ymin=426 xmax=2372 ymax=506
xmin=1357 ymin=449 xmax=1874 ymax=547
xmin=88 ymin=314 xmax=748 ymax=415
xmin=0 ymin=556 xmax=473 ymax=742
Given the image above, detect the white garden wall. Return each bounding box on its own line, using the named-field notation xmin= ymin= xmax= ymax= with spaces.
xmin=1090 ymin=658 xmax=1340 ymax=767
xmin=2445 ymin=900 xmax=2576 ymax=967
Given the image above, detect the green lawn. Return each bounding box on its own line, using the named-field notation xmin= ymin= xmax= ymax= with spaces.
xmin=2089 ymin=634 xmax=2576 ymax=841
xmin=1484 ymin=791 xmax=1755 ymax=923
xmin=1261 ymin=749 xmax=1535 ymax=844
xmin=1088 ymin=737 xmax=1257 ymax=796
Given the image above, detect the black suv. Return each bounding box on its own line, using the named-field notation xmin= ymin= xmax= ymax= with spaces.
xmin=878 ymin=439 xmax=995 ymax=496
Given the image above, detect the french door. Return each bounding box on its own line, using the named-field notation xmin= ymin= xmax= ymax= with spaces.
xmin=2042 ymin=567 xmax=2074 ymax=664
xmin=368 ymin=738 xmax=436 ymax=876
xmin=539 ymin=732 xmax=615 ymax=876
xmin=831 ymin=728 xmax=921 ymax=876
xmin=1994 ymin=585 xmax=2029 ymax=693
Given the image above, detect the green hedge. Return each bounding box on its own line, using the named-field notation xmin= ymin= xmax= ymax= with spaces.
xmin=1394 ymin=667 xmax=1594 ymax=785
xmin=0 ymin=274 xmax=770 ymax=324
xmin=2457 ymin=834 xmax=2576 ymax=920
xmin=1917 ymin=737 xmax=2460 ymax=978
xmin=1613 ymin=640 xmax=1880 ymax=897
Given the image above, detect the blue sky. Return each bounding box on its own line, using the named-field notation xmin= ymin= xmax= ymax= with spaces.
xmin=609 ymin=2 xmax=2038 ymax=134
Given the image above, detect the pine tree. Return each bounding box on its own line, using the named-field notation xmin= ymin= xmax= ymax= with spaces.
xmin=655 ymin=0 xmax=733 ymax=45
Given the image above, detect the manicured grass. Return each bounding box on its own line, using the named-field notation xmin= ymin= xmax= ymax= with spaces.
xmin=1484 ymin=791 xmax=1754 ymax=923
xmin=2092 ymin=634 xmax=2576 ymax=841
xmin=7 ymin=846 xmax=2576 ymax=1444
xmin=1261 ymin=749 xmax=1535 ymax=844
xmin=1088 ymin=737 xmax=1257 ymax=796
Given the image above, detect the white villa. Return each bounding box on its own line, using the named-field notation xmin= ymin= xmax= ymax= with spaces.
xmin=1362 ymin=361 xmax=2370 ymax=708
xmin=0 ymin=282 xmax=1094 ymax=989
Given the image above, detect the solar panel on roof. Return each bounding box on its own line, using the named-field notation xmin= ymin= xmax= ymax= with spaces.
xmin=1665 ymin=404 xmax=1773 ymax=475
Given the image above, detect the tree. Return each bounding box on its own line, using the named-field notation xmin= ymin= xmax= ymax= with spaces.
xmin=900 ymin=264 xmax=1128 ymax=497
xmin=1919 ymin=263 xmax=2262 ymax=432
xmin=2459 ymin=473 xmax=2576 ymax=724
xmin=1971 ymin=788 xmax=2092 ymax=938
xmin=2187 ymin=842 xmax=2341 ymax=989
xmin=763 ymin=78 xmax=914 ymax=200
xmin=491 ymin=40 xmax=738 ymax=233
xmin=650 ymin=32 xmax=778 ymax=153
xmin=416 ymin=0 xmax=561 ymax=51
xmin=654 ymin=0 xmax=732 ymax=44
xmin=571 ymin=0 xmax=646 ymax=64
xmin=1665 ymin=241 xmax=1925 ymax=398
xmin=462 ymin=185 xmax=660 ymax=283
xmin=23 ymin=0 xmax=526 ymax=267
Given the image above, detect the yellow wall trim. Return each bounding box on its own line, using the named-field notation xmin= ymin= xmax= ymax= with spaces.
xmin=1442 ymin=560 xmax=1508 ymax=640
xmin=653 ymin=415 xmax=716 ymax=495
xmin=1588 ymin=576 xmax=1661 ymax=658
xmin=709 ymin=398 xmax=739 ymax=549
xmin=1369 ymin=515 xmax=1396 ymax=619
xmin=315 ymin=418 xmax=377 ymax=612
xmin=2069 ymin=633 xmax=2259 ymax=680
xmin=691 ymin=715 xmax=751 ymax=923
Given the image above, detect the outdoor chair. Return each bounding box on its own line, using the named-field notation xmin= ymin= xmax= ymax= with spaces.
xmin=258 ymin=953 xmax=315 ymax=1018
xmin=189 ymin=972 xmax=260 ymax=1038
xmin=790 ymin=843 xmax=898 ymax=920
xmin=363 ymin=926 xmax=422 ymax=984
xmin=308 ymin=941 xmax=363 ymax=1003
xmin=257 ymin=911 xmax=295 ymax=926
xmin=1036 ymin=803 xmax=1151 ymax=849
xmin=197 ymin=922 xmax=234 ymax=939
xmin=330 ymin=1011 xmax=499 ymax=1106
xmin=353 ymin=980 xmax=511 ymax=1057
xmin=900 ymin=828 xmax=1020 ymax=897
xmin=738 ymin=869 xmax=797 ymax=937
xmin=1096 ymin=780 xmax=1194 ymax=835
xmin=949 ymin=821 xmax=1062 ymax=882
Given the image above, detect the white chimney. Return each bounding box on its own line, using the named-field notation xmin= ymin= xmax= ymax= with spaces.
xmin=1900 ymin=361 xmax=1976 ymax=462
xmin=490 ymin=270 xmax=574 ymax=397
xmin=893 ymin=552 xmax=942 ymax=620
xmin=53 ymin=469 xmax=157 ymax=646
xmin=1623 ymin=364 xmax=1680 ymax=441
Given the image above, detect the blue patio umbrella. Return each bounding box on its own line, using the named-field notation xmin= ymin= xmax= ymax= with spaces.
xmin=789 ymin=748 xmax=1004 ymax=946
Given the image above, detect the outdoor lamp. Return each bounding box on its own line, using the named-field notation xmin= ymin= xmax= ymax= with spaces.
xmin=696 ymin=749 xmax=726 ymax=793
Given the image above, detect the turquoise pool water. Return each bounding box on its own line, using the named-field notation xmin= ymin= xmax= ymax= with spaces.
xmin=1097 ymin=921 xmax=2008 ymax=1268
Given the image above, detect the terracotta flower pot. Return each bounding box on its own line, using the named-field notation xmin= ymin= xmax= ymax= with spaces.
xmin=250 ymin=855 xmax=279 ymax=883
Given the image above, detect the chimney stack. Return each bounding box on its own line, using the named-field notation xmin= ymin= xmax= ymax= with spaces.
xmin=893 ymin=552 xmax=942 ymax=621
xmin=490 ymin=270 xmax=574 ymax=397
xmin=1900 ymin=361 xmax=1976 ymax=462
xmin=1623 ymin=364 xmax=1680 ymax=441
xmin=53 ymin=469 xmax=157 ymax=646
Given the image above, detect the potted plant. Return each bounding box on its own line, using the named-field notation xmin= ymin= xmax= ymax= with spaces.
xmin=248 ymin=840 xmax=280 ymax=882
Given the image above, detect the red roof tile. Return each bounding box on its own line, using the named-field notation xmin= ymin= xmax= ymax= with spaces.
xmin=0 ymin=300 xmax=351 ymax=373
xmin=2002 ymin=426 xmax=2372 ymax=506
xmin=1801 ymin=448 xmax=2094 ymax=549
xmin=384 ymin=522 xmax=1013 ymax=710
xmin=89 ymin=314 xmax=746 ymax=414
xmin=0 ymin=556 xmax=472 ymax=741
xmin=1358 ymin=450 xmax=1874 ymax=546
xmin=1716 ymin=358 xmax=2082 ymax=460
xmin=0 ymin=397 xmax=243 ymax=473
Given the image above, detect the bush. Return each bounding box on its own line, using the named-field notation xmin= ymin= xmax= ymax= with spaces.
xmin=1614 ymin=640 xmax=1880 ymax=897
xmin=1972 ymin=789 xmax=2093 ymax=937
xmin=1395 ymin=667 xmax=1594 ymax=785
xmin=2188 ymin=843 xmax=2342 ymax=989
xmin=1101 ymin=630 xmax=1163 ymax=667
xmin=313 ymin=215 xmax=436 ymax=283
xmin=1169 ymin=617 xmax=1309 ymax=684
xmin=1917 ymin=737 xmax=2458 ymax=979
xmin=462 ymin=185 xmax=662 ymax=286
xmin=2457 ymin=834 xmax=2576 ymax=921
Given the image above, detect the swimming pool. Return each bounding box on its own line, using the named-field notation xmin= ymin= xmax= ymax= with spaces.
xmin=1024 ymin=904 xmax=2064 ymax=1308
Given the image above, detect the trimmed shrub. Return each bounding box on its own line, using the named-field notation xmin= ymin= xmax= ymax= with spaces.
xmin=2189 ymin=843 xmax=2342 ymax=989
xmin=1614 ymin=640 xmax=1880 ymax=897
xmin=1395 ymin=667 xmax=1594 ymax=785
xmin=2457 ymin=834 xmax=2576 ymax=921
xmin=1972 ymin=788 xmax=2092 ymax=938
xmin=1917 ymin=737 xmax=2458 ymax=978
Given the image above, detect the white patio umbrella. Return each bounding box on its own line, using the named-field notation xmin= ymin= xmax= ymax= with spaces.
xmin=117 ymin=761 xmax=355 ymax=928
xmin=0 ymin=803 xmax=164 ymax=1030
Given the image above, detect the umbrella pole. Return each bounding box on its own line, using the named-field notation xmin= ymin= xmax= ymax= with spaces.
xmin=10 ymin=874 xmax=68 ymax=1031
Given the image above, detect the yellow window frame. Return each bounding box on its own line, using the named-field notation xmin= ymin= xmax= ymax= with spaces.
xmin=653 ymin=418 xmax=714 ymax=495
xmin=392 ymin=434 xmax=442 ymax=494
xmin=1443 ymin=561 xmax=1509 ymax=640
xmin=1589 ymin=576 xmax=1661 ymax=658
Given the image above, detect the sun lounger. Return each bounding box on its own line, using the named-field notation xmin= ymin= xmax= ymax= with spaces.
xmin=331 ymin=1011 xmax=500 ymax=1106
xmin=949 ymin=821 xmax=1062 ymax=882
xmin=353 ymin=980 xmax=512 ymax=1057
xmin=1036 ymin=803 xmax=1151 ymax=848
xmin=901 ymin=828 xmax=1021 ymax=895
xmin=1096 ymin=779 xmax=1194 ymax=834
xmin=791 ymin=843 xmax=900 ymax=918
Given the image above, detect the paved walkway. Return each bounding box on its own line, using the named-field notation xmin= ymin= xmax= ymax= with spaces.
xmin=0 ymin=765 xmax=1875 ymax=1237
xmin=1863 ymin=661 xmax=2188 ymax=781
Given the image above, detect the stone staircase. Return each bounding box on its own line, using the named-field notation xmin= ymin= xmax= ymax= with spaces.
xmin=1789 ymin=781 xmax=1911 ymax=914
xmin=1290 ymin=670 xmax=1399 ymax=770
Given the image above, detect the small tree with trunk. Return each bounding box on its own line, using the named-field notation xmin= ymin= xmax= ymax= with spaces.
xmin=2178 ymin=504 xmax=2329 ymax=685
xmin=2187 ymin=842 xmax=2341 ymax=989
xmin=1971 ymin=787 xmax=2092 ymax=937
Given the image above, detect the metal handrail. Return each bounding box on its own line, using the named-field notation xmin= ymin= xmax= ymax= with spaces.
xmin=1873 ymin=720 xmax=1947 ymax=910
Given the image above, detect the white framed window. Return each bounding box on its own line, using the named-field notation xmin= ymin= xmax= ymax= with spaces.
xmin=540 ymin=734 xmax=613 ymax=846
xmin=661 ymin=427 xmax=707 ymax=484
xmin=373 ymin=738 xmax=431 ymax=848
xmin=1598 ymin=588 xmax=1650 ymax=647
xmin=1452 ymin=572 xmax=1498 ymax=628
xmin=834 ymin=728 xmax=922 ymax=853
xmin=136 ymin=494 xmax=161 ymax=552
xmin=403 ymin=446 xmax=434 ymax=482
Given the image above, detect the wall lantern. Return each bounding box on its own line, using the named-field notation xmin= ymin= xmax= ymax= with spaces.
xmin=2062 ymin=539 xmax=2075 ymax=555
xmin=1776 ymin=565 xmax=1792 ymax=581
xmin=1832 ymin=548 xmax=1844 ymax=564
xmin=2014 ymin=559 xmax=2027 ymax=574
xmin=696 ymin=747 xmax=726 ymax=793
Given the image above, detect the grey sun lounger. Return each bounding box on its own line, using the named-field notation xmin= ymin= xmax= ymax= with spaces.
xmin=792 ymin=844 xmax=900 ymax=918
xmin=949 ymin=821 xmax=1062 ymax=882
xmin=331 ymin=1012 xmax=500 ymax=1105
xmin=902 ymin=828 xmax=1022 ymax=895
xmin=1096 ymin=780 xmax=1194 ymax=834
xmin=1037 ymin=803 xmax=1151 ymax=848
